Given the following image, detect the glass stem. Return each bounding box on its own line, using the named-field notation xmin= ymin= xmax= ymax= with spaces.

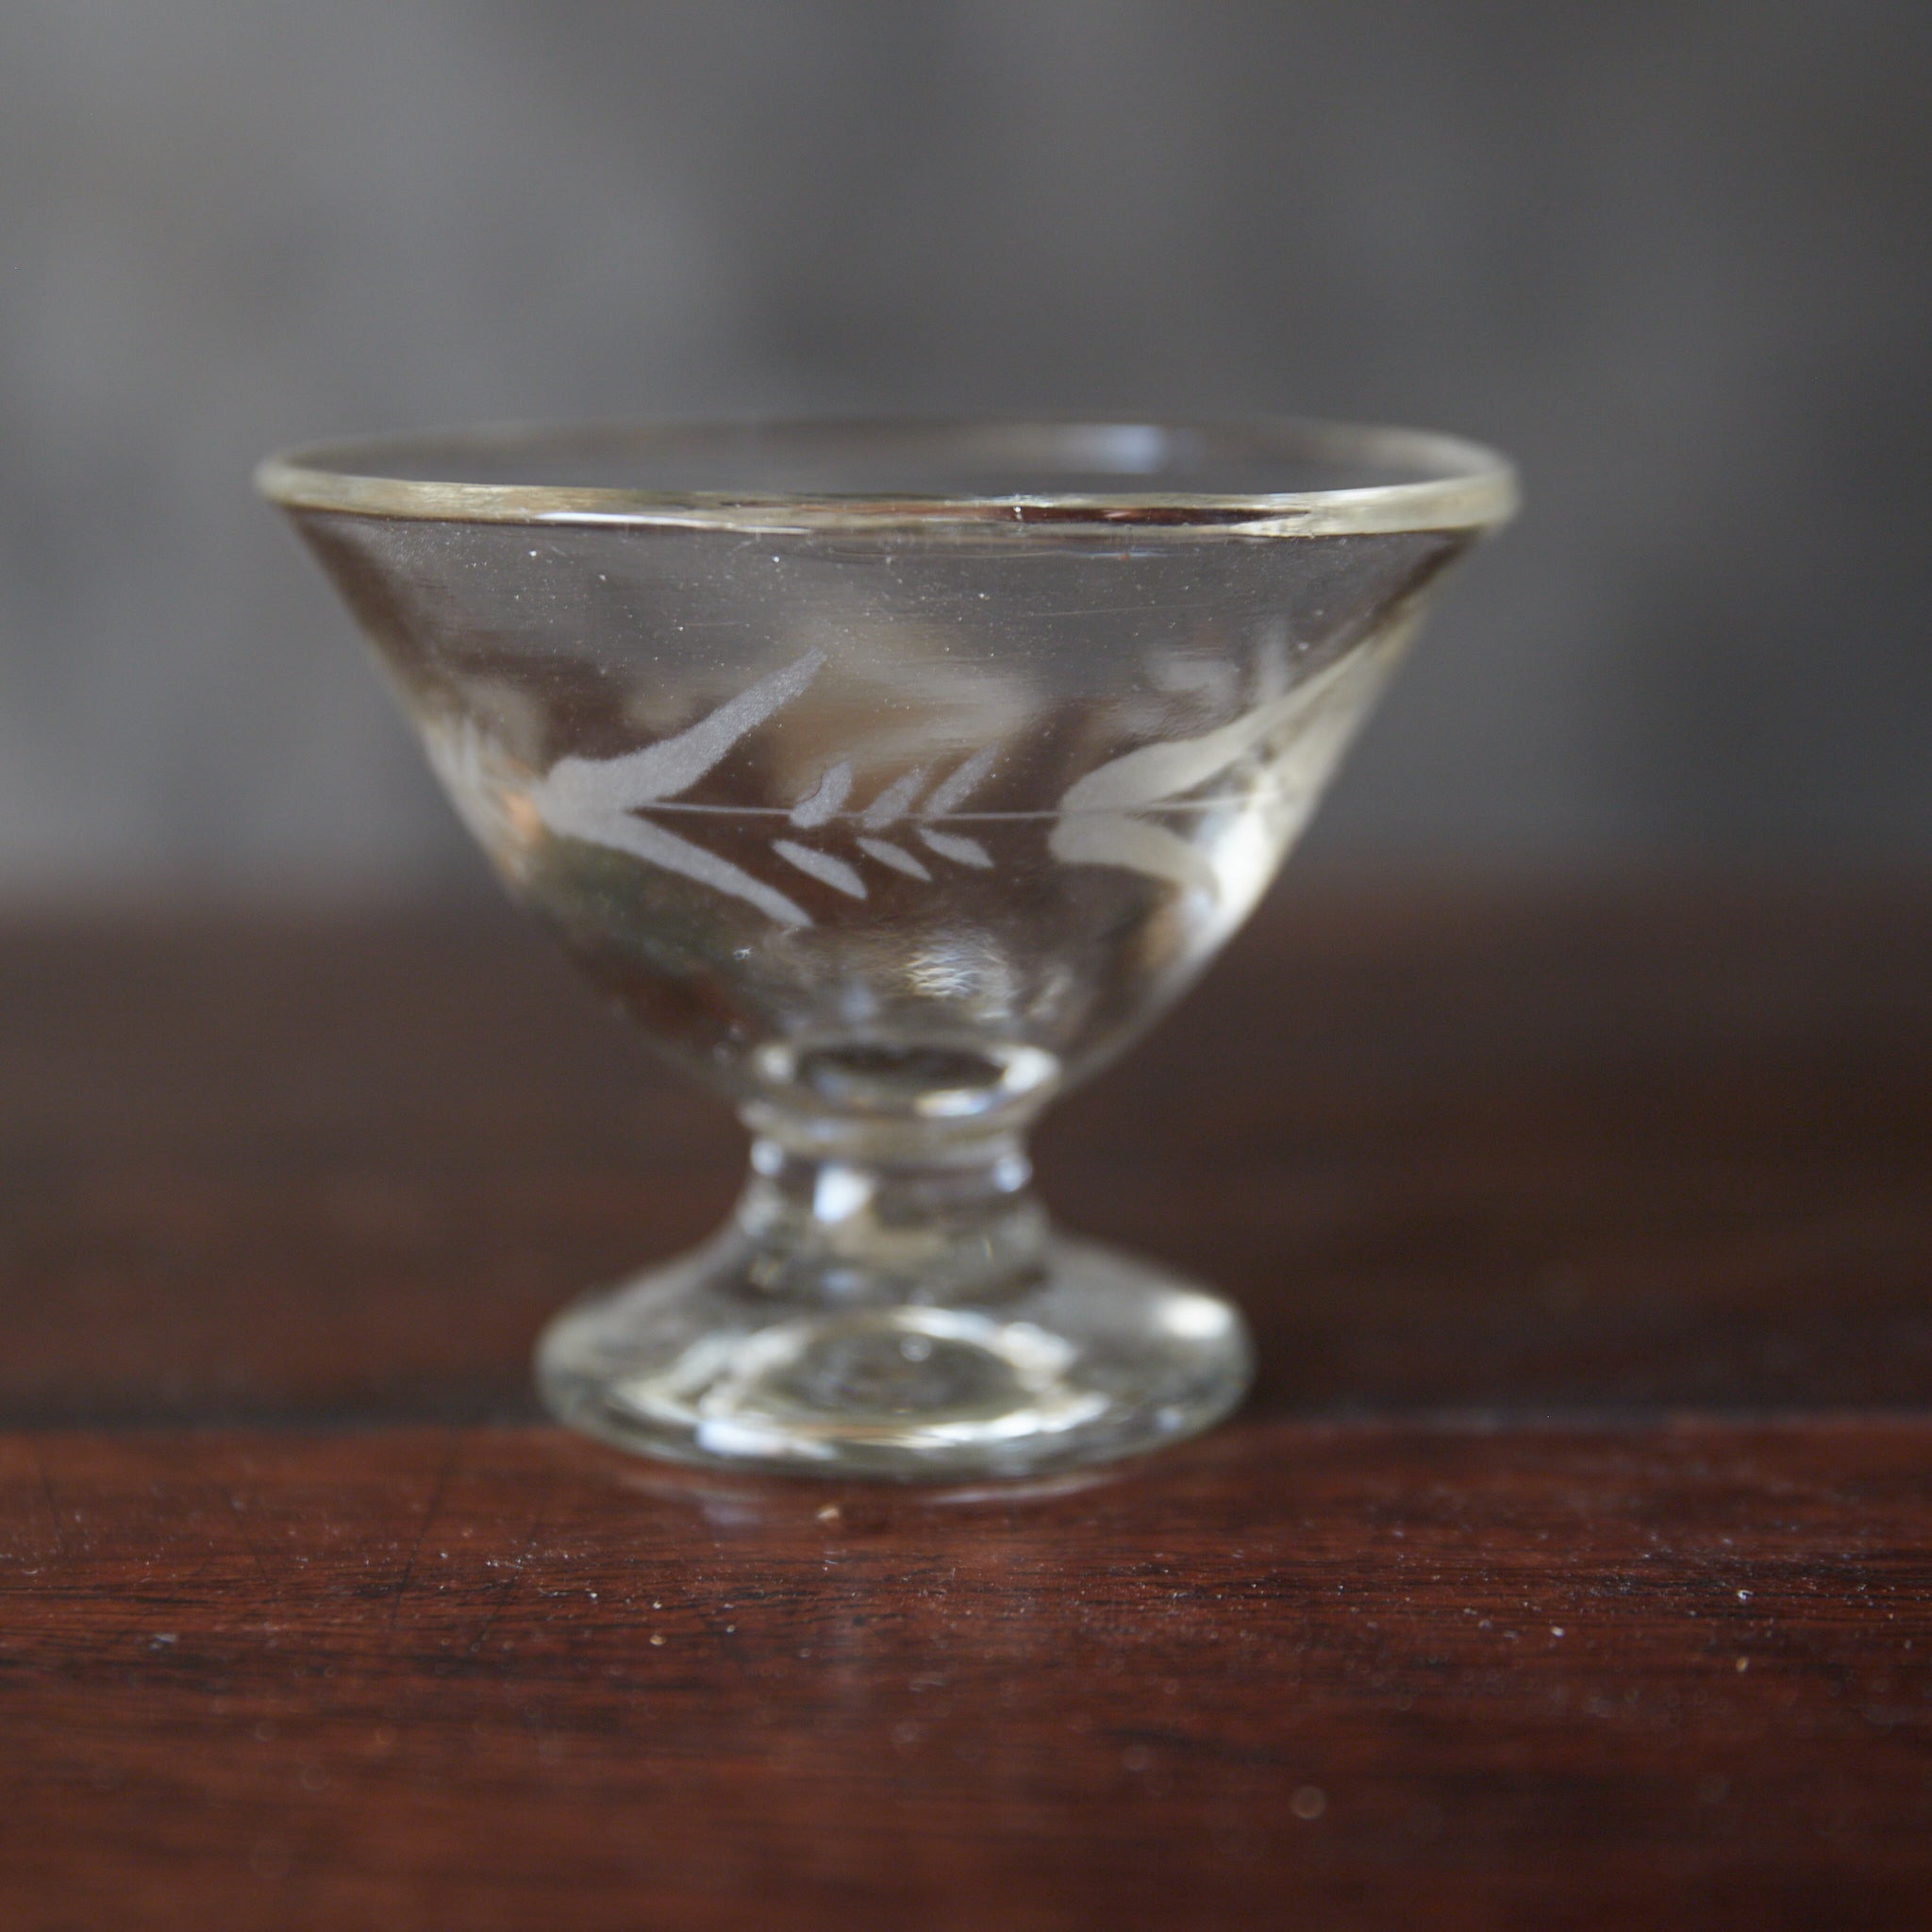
xmin=731 ymin=1120 xmax=1049 ymax=1308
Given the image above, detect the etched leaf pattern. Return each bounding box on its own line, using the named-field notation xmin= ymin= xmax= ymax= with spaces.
xmin=530 ymin=650 xmax=827 ymax=927
xmin=521 ymin=629 xmax=1392 ymax=925
xmin=525 ymin=647 xmax=1004 ymax=926
xmin=776 ymin=749 xmax=997 ymax=893
xmin=1046 ymin=616 xmax=1416 ymax=890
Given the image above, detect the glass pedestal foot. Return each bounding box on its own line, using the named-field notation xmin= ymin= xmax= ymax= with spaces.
xmin=535 ymin=1232 xmax=1253 ymax=1482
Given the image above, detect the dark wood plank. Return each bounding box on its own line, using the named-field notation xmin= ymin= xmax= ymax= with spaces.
xmin=1 ymin=879 xmax=1928 ymax=1424
xmin=0 ymin=905 xmax=741 ymax=1424
xmin=4 ymin=886 xmax=1931 ymax=1927
xmin=2 ymin=1419 xmax=1928 ymax=1931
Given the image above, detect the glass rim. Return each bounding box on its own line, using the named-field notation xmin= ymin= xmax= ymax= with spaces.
xmin=255 ymin=414 xmax=1519 ymax=538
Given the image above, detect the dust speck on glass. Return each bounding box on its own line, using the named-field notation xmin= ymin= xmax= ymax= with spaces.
xmin=259 ymin=418 xmax=1516 ymax=1480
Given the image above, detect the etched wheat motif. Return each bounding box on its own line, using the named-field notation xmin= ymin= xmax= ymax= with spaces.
xmin=771 ymin=743 xmax=1001 ymax=899
xmin=526 ymin=650 xmax=1003 ymax=928
xmin=1046 ymin=615 xmax=1418 ymax=893
xmin=523 ymin=627 xmax=1386 ymax=925
xmin=531 ymin=650 xmax=829 ymax=927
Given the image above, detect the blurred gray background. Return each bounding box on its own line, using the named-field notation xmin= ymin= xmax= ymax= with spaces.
xmin=2 ymin=0 xmax=1927 ymax=896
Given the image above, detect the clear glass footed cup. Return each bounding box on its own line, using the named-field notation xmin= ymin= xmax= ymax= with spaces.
xmin=258 ymin=419 xmax=1516 ymax=1479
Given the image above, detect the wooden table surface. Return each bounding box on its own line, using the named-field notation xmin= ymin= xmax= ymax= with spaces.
xmin=2 ymin=879 xmax=1929 ymax=1930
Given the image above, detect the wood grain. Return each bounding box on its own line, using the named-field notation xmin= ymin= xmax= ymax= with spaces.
xmin=0 ymin=879 xmax=1927 ymax=1424
xmin=3 ymin=1420 xmax=1929 ymax=1931
xmin=2 ymin=880 xmax=1930 ymax=1927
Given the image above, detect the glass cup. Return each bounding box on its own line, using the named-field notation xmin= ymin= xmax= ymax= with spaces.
xmin=258 ymin=418 xmax=1516 ymax=1478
